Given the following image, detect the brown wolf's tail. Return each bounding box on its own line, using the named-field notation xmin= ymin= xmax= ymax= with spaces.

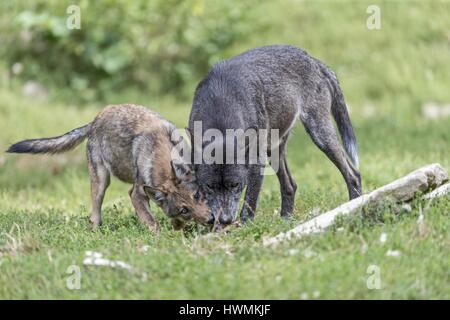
xmin=7 ymin=123 xmax=91 ymax=154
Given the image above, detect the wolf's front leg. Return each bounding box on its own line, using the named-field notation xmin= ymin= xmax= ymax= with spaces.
xmin=240 ymin=165 xmax=264 ymax=223
xmin=129 ymin=185 xmax=160 ymax=234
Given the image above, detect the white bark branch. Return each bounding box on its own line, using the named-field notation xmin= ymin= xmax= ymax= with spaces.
xmin=263 ymin=163 xmax=448 ymax=247
xmin=421 ymin=182 xmax=450 ymax=200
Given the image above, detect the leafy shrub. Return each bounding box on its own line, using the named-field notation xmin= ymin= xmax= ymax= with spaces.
xmin=1 ymin=0 xmax=263 ymax=101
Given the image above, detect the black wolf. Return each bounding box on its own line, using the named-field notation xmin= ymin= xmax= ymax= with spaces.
xmin=188 ymin=45 xmax=362 ymax=225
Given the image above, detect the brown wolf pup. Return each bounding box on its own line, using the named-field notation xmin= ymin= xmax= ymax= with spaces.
xmin=7 ymin=104 xmax=212 ymax=233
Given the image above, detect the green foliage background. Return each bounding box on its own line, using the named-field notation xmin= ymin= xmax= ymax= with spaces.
xmin=1 ymin=0 xmax=263 ymax=101
xmin=1 ymin=0 xmax=449 ymax=108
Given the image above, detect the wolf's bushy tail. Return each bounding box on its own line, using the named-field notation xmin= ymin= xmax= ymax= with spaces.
xmin=309 ymin=58 xmax=360 ymax=170
xmin=331 ymin=86 xmax=359 ymax=169
xmin=319 ymin=62 xmax=359 ymax=169
xmin=7 ymin=123 xmax=91 ymax=154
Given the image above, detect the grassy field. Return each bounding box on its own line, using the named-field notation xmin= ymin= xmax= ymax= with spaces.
xmin=0 ymin=1 xmax=449 ymax=299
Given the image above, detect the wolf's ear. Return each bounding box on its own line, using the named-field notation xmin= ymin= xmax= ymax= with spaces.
xmin=143 ymin=186 xmax=166 ymax=201
xmin=185 ymin=127 xmax=193 ymax=142
xmin=185 ymin=126 xmax=202 ymax=162
xmin=171 ymin=160 xmax=195 ymax=183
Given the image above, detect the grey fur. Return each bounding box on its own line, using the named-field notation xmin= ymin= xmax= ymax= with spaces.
xmin=188 ymin=45 xmax=362 ymax=225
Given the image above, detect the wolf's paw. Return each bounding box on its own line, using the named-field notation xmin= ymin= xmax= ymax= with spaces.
xmin=90 ymin=218 xmax=102 ymax=230
xmin=213 ymin=220 xmax=242 ymax=233
xmin=148 ymin=223 xmax=160 ymax=235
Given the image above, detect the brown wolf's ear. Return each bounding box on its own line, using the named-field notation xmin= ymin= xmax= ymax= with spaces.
xmin=171 ymin=160 xmax=195 ymax=183
xmin=185 ymin=127 xmax=192 ymax=142
xmin=143 ymin=186 xmax=166 ymax=201
xmin=185 ymin=126 xmax=202 ymax=162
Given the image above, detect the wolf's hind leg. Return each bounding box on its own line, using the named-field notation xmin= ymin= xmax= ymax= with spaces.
xmin=129 ymin=184 xmax=159 ymax=233
xmin=87 ymin=146 xmax=110 ymax=228
xmin=300 ymin=103 xmax=361 ymax=200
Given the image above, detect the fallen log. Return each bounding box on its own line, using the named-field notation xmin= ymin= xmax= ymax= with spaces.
xmin=421 ymin=182 xmax=450 ymax=200
xmin=263 ymin=163 xmax=448 ymax=247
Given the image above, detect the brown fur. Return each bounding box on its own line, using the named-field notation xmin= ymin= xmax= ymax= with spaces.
xmin=7 ymin=104 xmax=211 ymax=232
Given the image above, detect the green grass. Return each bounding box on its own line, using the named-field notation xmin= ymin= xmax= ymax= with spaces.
xmin=0 ymin=1 xmax=449 ymax=299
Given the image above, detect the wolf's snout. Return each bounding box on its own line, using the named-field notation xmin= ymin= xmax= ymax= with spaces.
xmin=206 ymin=213 xmax=215 ymax=225
xmin=219 ymin=214 xmax=233 ymax=225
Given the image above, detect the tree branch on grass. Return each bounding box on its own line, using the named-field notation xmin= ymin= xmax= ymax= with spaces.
xmin=263 ymin=163 xmax=449 ymax=247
